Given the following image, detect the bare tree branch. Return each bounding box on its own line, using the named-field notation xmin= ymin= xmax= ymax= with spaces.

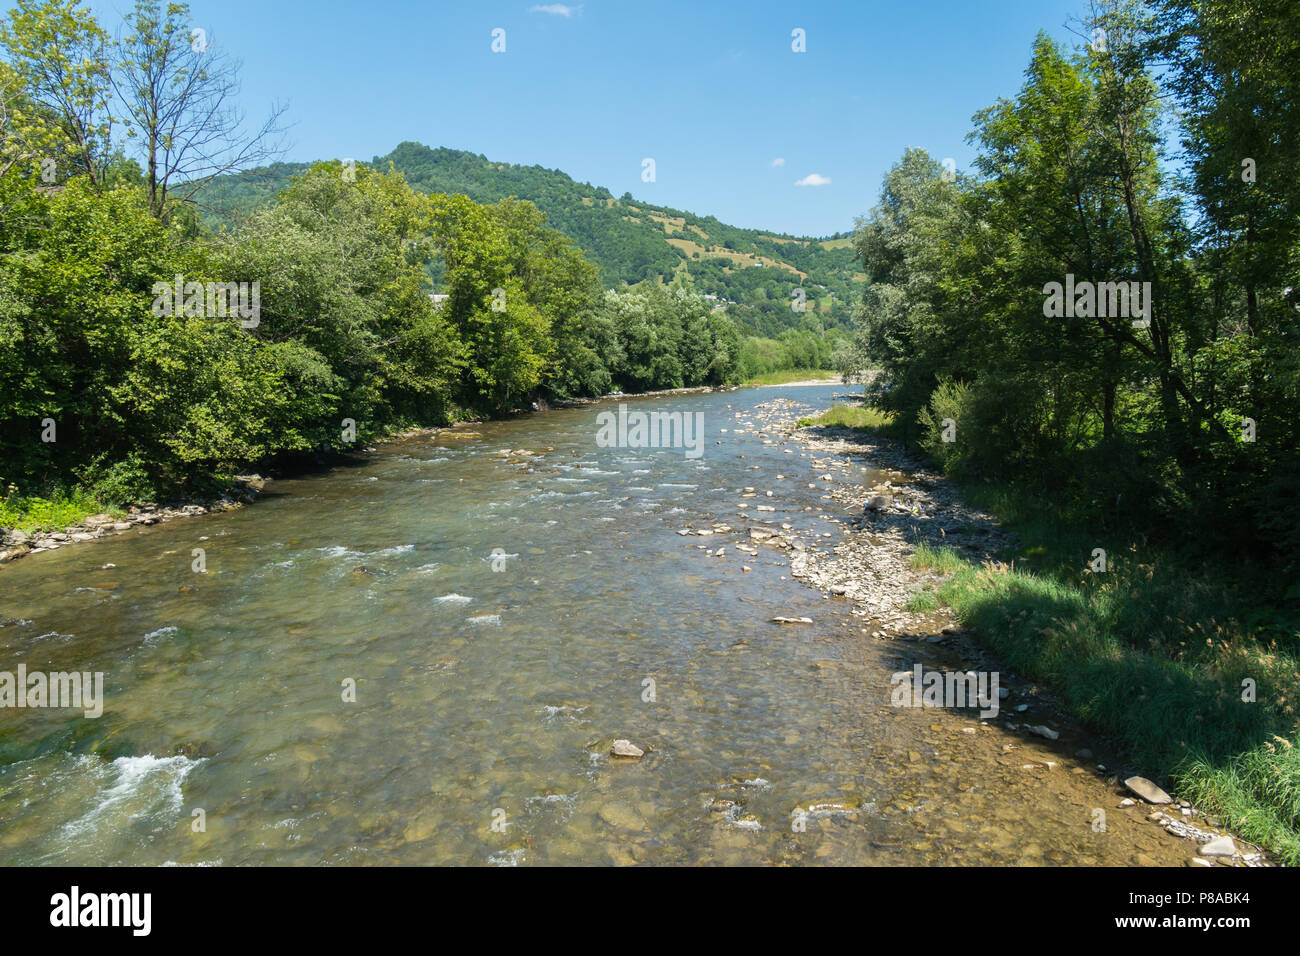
xmin=112 ymin=1 xmax=288 ymax=218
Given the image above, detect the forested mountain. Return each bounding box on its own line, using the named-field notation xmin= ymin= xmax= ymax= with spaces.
xmin=198 ymin=142 xmax=863 ymax=335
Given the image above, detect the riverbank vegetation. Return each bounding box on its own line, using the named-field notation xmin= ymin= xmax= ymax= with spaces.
xmin=746 ymin=368 xmax=837 ymax=386
xmin=798 ymin=404 xmax=894 ymax=431
xmin=925 ymin=483 xmax=1300 ymax=864
xmin=842 ymin=0 xmax=1300 ymax=860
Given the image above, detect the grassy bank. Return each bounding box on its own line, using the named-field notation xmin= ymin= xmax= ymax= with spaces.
xmin=910 ymin=499 xmax=1300 ymax=865
xmin=802 ymin=403 xmax=1299 ymax=862
xmin=0 ymin=487 xmax=124 ymax=537
xmin=746 ymin=368 xmax=840 ymax=386
xmin=797 ymin=404 xmax=894 ymax=430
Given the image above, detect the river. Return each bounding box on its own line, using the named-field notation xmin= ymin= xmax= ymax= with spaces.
xmin=0 ymin=384 xmax=1197 ymax=865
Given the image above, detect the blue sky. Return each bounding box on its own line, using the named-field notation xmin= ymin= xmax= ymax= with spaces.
xmin=91 ymin=0 xmax=1093 ymax=236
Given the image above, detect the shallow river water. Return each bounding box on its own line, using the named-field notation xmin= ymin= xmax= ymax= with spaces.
xmin=0 ymin=385 xmax=1194 ymax=865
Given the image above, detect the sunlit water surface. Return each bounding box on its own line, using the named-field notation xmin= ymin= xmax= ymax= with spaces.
xmin=0 ymin=386 xmax=1170 ymax=865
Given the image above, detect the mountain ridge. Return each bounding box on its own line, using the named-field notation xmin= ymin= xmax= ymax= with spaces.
xmin=198 ymin=141 xmax=863 ymax=332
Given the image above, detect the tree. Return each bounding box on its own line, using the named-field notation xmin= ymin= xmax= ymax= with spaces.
xmin=0 ymin=0 xmax=112 ymax=185
xmin=112 ymin=0 xmax=286 ymax=217
xmin=1145 ymin=0 xmax=1300 ymax=560
xmin=218 ymin=161 xmax=461 ymax=438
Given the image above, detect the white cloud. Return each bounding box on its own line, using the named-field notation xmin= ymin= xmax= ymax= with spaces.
xmin=529 ymin=3 xmax=580 ymax=15
xmin=771 ymin=158 xmax=785 ymax=167
xmin=794 ymin=173 xmax=831 ymax=187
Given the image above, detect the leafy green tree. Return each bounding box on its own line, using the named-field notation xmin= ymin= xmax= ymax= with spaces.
xmin=217 ymin=161 xmax=460 ymax=439
xmin=0 ymin=0 xmax=112 ymax=185
xmin=0 ymin=174 xmax=289 ymax=494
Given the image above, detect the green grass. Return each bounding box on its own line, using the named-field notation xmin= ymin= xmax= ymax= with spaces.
xmin=910 ymin=483 xmax=1300 ymax=864
xmin=797 ymin=403 xmax=894 ymax=431
xmin=0 ymin=487 xmax=121 ymax=536
xmin=904 ymin=587 xmax=941 ymax=613
xmin=746 ymin=368 xmax=839 ymax=386
xmin=909 ymin=541 xmax=970 ymax=576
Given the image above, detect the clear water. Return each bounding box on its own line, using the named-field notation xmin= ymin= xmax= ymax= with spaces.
xmin=0 ymin=386 xmax=1189 ymax=865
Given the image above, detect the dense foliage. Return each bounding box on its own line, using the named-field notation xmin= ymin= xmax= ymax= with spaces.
xmin=832 ymin=0 xmax=1300 ymax=859
xmin=0 ymin=157 xmax=765 ymax=500
xmin=843 ymin=0 xmax=1300 ymax=577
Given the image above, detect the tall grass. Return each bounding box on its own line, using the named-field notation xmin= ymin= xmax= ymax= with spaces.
xmin=910 ymin=541 xmax=969 ymax=575
xmin=0 ymin=487 xmax=119 ymax=536
xmin=798 ymin=404 xmax=895 ymax=431
xmin=747 ymin=368 xmax=840 ymax=386
xmin=909 ymin=495 xmax=1300 ymax=864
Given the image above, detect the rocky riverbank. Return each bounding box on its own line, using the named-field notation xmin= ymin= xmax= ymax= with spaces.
xmin=0 ymin=475 xmax=268 ymax=566
xmin=675 ymin=391 xmax=1272 ymax=866
xmin=773 ymin=396 xmax=1273 ymax=866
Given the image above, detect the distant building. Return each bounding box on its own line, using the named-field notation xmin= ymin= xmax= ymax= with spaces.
xmin=429 ymin=293 xmax=450 ymax=308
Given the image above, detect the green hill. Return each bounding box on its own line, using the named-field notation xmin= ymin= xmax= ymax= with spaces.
xmin=197 ymin=142 xmax=863 ymax=335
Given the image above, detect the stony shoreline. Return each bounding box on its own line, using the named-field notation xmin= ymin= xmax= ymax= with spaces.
xmin=0 ymin=475 xmax=268 ymax=566
xmin=754 ymin=376 xmax=842 ymax=388
xmin=681 ymin=391 xmax=1272 ymax=866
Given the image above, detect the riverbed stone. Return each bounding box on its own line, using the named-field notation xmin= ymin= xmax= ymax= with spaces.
xmin=611 ymin=739 xmax=644 ymax=759
xmin=1124 ymin=775 xmax=1173 ymax=804
xmin=1200 ymin=835 xmax=1236 ymax=857
xmin=598 ymin=802 xmax=645 ymax=830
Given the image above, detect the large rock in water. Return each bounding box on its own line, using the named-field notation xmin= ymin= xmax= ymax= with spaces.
xmin=1199 ymin=835 xmax=1236 ymax=857
xmin=610 ymin=739 xmax=644 ymax=759
xmin=1124 ymin=775 xmax=1173 ymax=804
